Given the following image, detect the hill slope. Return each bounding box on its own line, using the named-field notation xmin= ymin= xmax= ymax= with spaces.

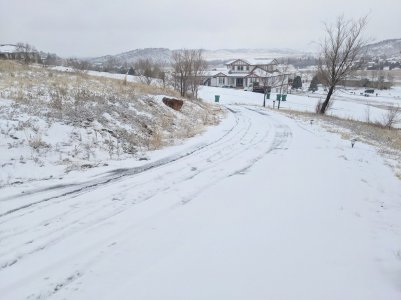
xmin=362 ymin=38 xmax=401 ymax=58
xmin=89 ymin=47 xmax=307 ymax=65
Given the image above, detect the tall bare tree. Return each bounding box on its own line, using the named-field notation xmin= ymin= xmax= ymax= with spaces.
xmin=134 ymin=58 xmax=161 ymax=85
xmin=317 ymin=15 xmax=368 ymax=114
xmin=171 ymin=49 xmax=207 ymax=98
xmin=65 ymin=57 xmax=92 ymax=71
xmin=269 ymin=60 xmax=291 ymax=109
xmin=15 ymin=42 xmax=38 ymax=64
xmin=188 ymin=50 xmax=208 ymax=99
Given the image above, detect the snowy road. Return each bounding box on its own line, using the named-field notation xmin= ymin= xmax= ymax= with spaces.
xmin=0 ymin=105 xmax=400 ymax=299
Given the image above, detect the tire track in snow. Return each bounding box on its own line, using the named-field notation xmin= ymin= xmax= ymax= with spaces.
xmin=0 ymin=107 xmax=242 ymax=219
xmin=0 ymin=106 xmax=292 ymax=285
xmin=0 ymin=107 xmax=252 ymax=265
xmin=0 ymin=107 xmax=246 ymax=267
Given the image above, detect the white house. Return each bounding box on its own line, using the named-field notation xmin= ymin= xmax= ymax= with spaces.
xmin=0 ymin=44 xmax=42 ymax=63
xmin=204 ymin=58 xmax=291 ymax=91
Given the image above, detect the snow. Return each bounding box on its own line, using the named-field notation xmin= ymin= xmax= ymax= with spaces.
xmin=0 ymin=44 xmax=18 ymax=53
xmin=225 ymin=58 xmax=276 ymax=65
xmin=0 ymin=98 xmax=400 ymax=299
xmin=1 ymin=68 xmax=400 ymax=298
xmin=51 ymin=66 xmax=143 ymax=83
xmin=199 ymin=86 xmax=401 ymax=127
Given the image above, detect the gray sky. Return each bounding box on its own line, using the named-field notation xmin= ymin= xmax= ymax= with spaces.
xmin=1 ymin=0 xmax=400 ymax=57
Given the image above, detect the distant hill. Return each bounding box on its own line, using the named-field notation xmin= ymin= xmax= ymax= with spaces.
xmin=88 ymin=47 xmax=307 ymax=66
xmin=203 ymin=48 xmax=307 ymax=61
xmin=362 ymin=38 xmax=401 ymax=58
xmin=89 ymin=48 xmax=172 ymax=65
xmin=87 ymin=39 xmax=401 ymax=67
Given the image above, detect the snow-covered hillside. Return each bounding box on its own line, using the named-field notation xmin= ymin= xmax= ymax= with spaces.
xmin=203 ymin=48 xmax=308 ymax=61
xmin=86 ymin=39 xmax=401 ymax=68
xmin=0 ymin=61 xmax=221 ymax=187
xmin=88 ymin=47 xmax=307 ymax=65
xmin=89 ymin=48 xmax=172 ymax=65
xmin=362 ymin=38 xmax=401 ymax=58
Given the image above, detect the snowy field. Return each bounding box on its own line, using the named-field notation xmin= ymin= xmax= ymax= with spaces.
xmin=0 ymin=69 xmax=400 ymax=299
xmin=199 ymin=85 xmax=401 ymax=127
xmin=1 ymin=105 xmax=400 ymax=299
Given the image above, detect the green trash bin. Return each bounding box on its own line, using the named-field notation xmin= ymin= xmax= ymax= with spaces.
xmin=276 ymin=94 xmax=281 ymax=101
xmin=281 ymin=94 xmax=287 ymax=101
xmin=215 ymin=95 xmax=220 ymax=103
xmin=266 ymin=93 xmax=271 ymax=99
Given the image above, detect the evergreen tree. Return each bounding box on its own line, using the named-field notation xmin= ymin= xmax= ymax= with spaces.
xmin=128 ymin=67 xmax=135 ymax=75
xmin=292 ymin=76 xmax=302 ymax=89
xmin=308 ymin=75 xmax=319 ymax=92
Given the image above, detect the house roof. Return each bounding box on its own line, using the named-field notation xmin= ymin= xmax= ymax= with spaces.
xmin=225 ymin=73 xmax=249 ymax=78
xmin=213 ymin=72 xmax=228 ymax=77
xmin=245 ymin=58 xmax=277 ymax=65
xmin=225 ymin=58 xmax=278 ymax=66
xmin=225 ymin=59 xmax=250 ymax=66
xmin=208 ymin=70 xmax=287 ymax=79
xmin=204 ymin=70 xmax=227 ymax=77
xmin=205 ymin=69 xmax=252 ymax=78
xmin=213 ymin=72 xmax=248 ymax=78
xmin=0 ymin=44 xmax=18 ymax=53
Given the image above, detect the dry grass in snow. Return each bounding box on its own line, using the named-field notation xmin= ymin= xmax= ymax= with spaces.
xmin=0 ymin=61 xmax=222 ymax=186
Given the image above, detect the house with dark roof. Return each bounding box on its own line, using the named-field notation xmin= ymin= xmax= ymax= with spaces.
xmin=204 ymin=58 xmax=291 ymax=91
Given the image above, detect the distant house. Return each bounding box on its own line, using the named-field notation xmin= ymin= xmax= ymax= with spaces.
xmin=204 ymin=58 xmax=291 ymax=91
xmin=0 ymin=44 xmax=42 ymax=63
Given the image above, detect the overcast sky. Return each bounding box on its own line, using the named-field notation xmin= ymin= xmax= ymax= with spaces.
xmin=1 ymin=0 xmax=400 ymax=57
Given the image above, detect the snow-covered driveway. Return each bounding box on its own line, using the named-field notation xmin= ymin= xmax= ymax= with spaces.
xmin=0 ymin=105 xmax=400 ymax=300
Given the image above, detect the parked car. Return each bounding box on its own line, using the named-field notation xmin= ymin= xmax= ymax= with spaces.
xmin=244 ymin=82 xmax=270 ymax=94
xmin=252 ymin=86 xmax=266 ymax=94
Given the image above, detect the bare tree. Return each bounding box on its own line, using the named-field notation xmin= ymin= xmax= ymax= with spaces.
xmin=65 ymin=58 xmax=92 ymax=71
xmin=156 ymin=60 xmax=169 ymax=88
xmin=278 ymin=62 xmax=290 ymax=92
xmin=266 ymin=60 xmax=291 ymax=109
xmin=15 ymin=42 xmax=39 ymax=64
xmin=171 ymin=49 xmax=207 ymax=98
xmin=317 ymin=15 xmax=368 ymax=114
xmin=134 ymin=58 xmax=161 ymax=85
xmin=377 ymin=70 xmax=386 ymax=90
xmin=188 ymin=50 xmax=208 ymax=99
xmin=382 ymin=105 xmax=401 ymax=129
xmin=386 ymin=72 xmax=394 ymax=88
xmin=171 ymin=50 xmax=191 ymax=97
xmin=103 ymin=57 xmax=120 ymax=73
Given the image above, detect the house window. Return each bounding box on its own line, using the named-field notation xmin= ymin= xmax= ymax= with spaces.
xmin=237 ymin=66 xmax=243 ymax=71
xmin=218 ymin=77 xmax=225 ymax=85
xmin=246 ymin=66 xmax=249 ymax=71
